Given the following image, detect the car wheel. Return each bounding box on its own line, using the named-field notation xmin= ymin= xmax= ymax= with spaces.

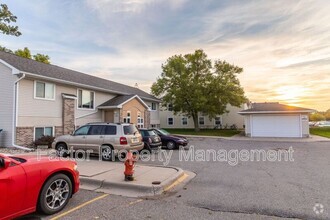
xmin=56 ymin=143 xmax=68 ymax=157
xmin=167 ymin=141 xmax=176 ymax=150
xmin=38 ymin=173 xmax=72 ymax=215
xmin=143 ymin=143 xmax=151 ymax=152
xmin=101 ymin=145 xmax=114 ymax=161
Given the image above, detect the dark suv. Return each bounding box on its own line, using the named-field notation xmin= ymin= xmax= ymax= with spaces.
xmin=139 ymin=128 xmax=162 ymax=151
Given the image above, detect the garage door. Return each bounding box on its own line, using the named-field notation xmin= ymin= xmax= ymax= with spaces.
xmin=251 ymin=115 xmax=301 ymax=137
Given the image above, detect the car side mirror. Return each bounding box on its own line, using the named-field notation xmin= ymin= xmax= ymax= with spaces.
xmin=0 ymin=158 xmax=11 ymax=169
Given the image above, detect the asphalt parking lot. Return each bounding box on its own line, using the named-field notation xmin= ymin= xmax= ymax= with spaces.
xmin=20 ymin=137 xmax=330 ymax=220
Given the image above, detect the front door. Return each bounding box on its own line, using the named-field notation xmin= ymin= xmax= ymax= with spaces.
xmin=105 ymin=110 xmax=114 ymax=123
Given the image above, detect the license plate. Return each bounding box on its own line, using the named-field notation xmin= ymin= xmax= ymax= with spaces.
xmin=131 ymin=138 xmax=139 ymax=143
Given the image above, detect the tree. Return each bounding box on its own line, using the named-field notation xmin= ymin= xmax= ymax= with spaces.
xmin=33 ymin=53 xmax=50 ymax=64
xmin=325 ymin=109 xmax=330 ymax=121
xmin=309 ymin=112 xmax=326 ymax=121
xmin=151 ymin=49 xmax=246 ymax=131
xmin=0 ymin=45 xmax=13 ymax=53
xmin=0 ymin=4 xmax=21 ymax=36
xmin=14 ymin=47 xmax=32 ymax=59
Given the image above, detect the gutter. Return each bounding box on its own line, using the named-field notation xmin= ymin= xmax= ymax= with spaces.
xmin=11 ymin=73 xmax=32 ymax=151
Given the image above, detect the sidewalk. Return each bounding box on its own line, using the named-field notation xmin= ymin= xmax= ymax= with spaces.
xmin=77 ymin=159 xmax=191 ymax=197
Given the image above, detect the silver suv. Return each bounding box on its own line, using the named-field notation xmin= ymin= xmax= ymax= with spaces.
xmin=52 ymin=123 xmax=144 ymax=161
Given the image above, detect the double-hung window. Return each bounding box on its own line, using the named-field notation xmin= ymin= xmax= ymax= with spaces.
xmin=78 ymin=89 xmax=94 ymax=109
xmin=35 ymin=81 xmax=55 ymax=100
xmin=35 ymin=127 xmax=53 ymax=140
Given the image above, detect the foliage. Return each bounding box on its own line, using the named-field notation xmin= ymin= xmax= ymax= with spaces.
xmin=309 ymin=110 xmax=330 ymax=121
xmin=0 ymin=45 xmax=13 ymax=53
xmin=14 ymin=47 xmax=32 ymax=59
xmin=151 ymin=49 xmax=246 ymax=131
xmin=31 ymin=135 xmax=55 ymax=149
xmin=163 ymin=128 xmax=241 ymax=137
xmin=33 ymin=53 xmax=50 ymax=64
xmin=0 ymin=4 xmax=21 ymax=36
xmin=310 ymin=127 xmax=330 ymax=138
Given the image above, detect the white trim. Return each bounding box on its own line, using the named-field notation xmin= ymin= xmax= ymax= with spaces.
xmin=77 ymin=88 xmax=96 ymax=110
xmin=62 ymin=94 xmax=77 ymax=100
xmin=214 ymin=116 xmax=222 ymax=126
xmin=33 ymin=126 xmax=55 ymax=141
xmin=167 ymin=117 xmax=174 ymax=126
xmin=33 ymin=80 xmax=56 ymax=101
xmin=181 ymin=117 xmax=188 ymax=126
xmin=98 ymin=106 xmax=119 ymax=109
xmin=299 ymin=114 xmax=303 ymax=138
xmin=151 ymin=102 xmax=157 ymax=111
xmin=239 ymin=110 xmax=314 ymax=114
xmin=20 ymin=71 xmax=161 ymax=102
xmin=118 ymin=95 xmax=150 ymax=109
xmin=198 ymin=116 xmax=205 ymax=125
xmin=0 ymin=59 xmax=20 ymax=74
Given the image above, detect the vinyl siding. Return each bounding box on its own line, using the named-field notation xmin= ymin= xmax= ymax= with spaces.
xmin=0 ymin=63 xmax=16 ymax=147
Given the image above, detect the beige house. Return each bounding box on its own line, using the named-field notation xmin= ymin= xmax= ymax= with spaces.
xmin=0 ymin=51 xmax=160 ymax=147
xmin=160 ymin=104 xmax=245 ymax=129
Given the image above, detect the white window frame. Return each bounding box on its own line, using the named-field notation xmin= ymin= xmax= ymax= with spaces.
xmin=167 ymin=117 xmax=174 ymax=126
xmin=34 ymin=126 xmax=55 ymax=141
xmin=77 ymin=89 xmax=95 ymax=110
xmin=198 ymin=116 xmax=205 ymax=125
xmin=123 ymin=111 xmax=131 ymax=123
xmin=181 ymin=117 xmax=188 ymax=126
xmin=137 ymin=113 xmax=144 ymax=128
xmin=34 ymin=81 xmax=56 ymax=101
xmin=214 ymin=116 xmax=222 ymax=125
xmin=151 ymin=102 xmax=157 ymax=111
xmin=168 ymin=103 xmax=173 ymax=111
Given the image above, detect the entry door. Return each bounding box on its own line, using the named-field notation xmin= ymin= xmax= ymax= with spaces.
xmin=251 ymin=115 xmax=301 ymax=137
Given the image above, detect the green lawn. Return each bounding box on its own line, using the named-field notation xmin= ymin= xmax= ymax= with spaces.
xmin=310 ymin=127 xmax=330 ymax=138
xmin=163 ymin=128 xmax=241 ymax=137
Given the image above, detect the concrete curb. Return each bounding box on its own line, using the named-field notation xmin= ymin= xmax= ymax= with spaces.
xmin=80 ymin=165 xmax=185 ymax=197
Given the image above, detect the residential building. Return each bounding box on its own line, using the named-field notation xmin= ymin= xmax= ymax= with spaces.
xmin=0 ymin=51 xmax=160 ymax=147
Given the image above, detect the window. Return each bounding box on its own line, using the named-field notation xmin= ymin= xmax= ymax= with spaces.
xmin=123 ymin=112 xmax=131 ymax=123
xmin=123 ymin=125 xmax=138 ymax=135
xmin=88 ymin=125 xmax=104 ymax=135
xmin=215 ymin=117 xmax=221 ymax=125
xmin=78 ymin=89 xmax=94 ymax=109
xmin=182 ymin=117 xmax=188 ymax=125
xmin=35 ymin=127 xmax=53 ymax=140
xmin=35 ymin=81 xmax=55 ymax=100
xmin=168 ymin=104 xmax=173 ymax=111
xmin=168 ymin=117 xmax=174 ymax=125
xmin=137 ymin=112 xmax=144 ymax=128
xmin=74 ymin=126 xmax=90 ymax=136
xmin=103 ymin=126 xmax=117 ymax=135
xmin=151 ymin=102 xmax=157 ymax=110
xmin=199 ymin=117 xmax=205 ymax=125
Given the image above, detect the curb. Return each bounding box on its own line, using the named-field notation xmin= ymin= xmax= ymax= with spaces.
xmin=80 ymin=165 xmax=185 ymax=197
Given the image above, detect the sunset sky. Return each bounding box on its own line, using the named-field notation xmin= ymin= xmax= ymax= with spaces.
xmin=2 ymin=0 xmax=329 ymax=111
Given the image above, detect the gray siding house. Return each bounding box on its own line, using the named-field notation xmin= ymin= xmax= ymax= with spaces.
xmin=0 ymin=51 xmax=160 ymax=148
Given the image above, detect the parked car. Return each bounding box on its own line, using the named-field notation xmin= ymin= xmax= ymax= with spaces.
xmin=53 ymin=123 xmax=144 ymax=161
xmin=151 ymin=128 xmax=188 ymax=150
xmin=314 ymin=121 xmax=330 ymax=127
xmin=139 ymin=128 xmax=162 ymax=151
xmin=0 ymin=153 xmax=79 ymax=219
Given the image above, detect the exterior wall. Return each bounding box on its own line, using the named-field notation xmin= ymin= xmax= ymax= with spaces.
xmin=301 ymin=113 xmax=310 ymax=137
xmin=0 ymin=63 xmax=16 ymax=147
xmin=16 ymin=127 xmax=34 ymax=146
xmin=63 ymin=98 xmax=75 ymax=135
xmin=160 ymin=104 xmax=244 ymax=129
xmin=122 ymin=98 xmax=147 ymax=126
xmin=144 ymin=100 xmax=160 ymax=125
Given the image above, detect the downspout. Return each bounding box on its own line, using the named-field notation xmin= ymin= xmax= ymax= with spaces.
xmin=11 ymin=73 xmax=32 ymax=151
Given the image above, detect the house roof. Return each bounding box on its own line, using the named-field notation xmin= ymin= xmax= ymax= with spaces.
xmin=98 ymin=95 xmax=149 ymax=109
xmin=0 ymin=51 xmax=160 ymax=102
xmin=238 ymin=102 xmax=314 ymax=114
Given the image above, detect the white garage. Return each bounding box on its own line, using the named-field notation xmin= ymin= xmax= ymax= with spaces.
xmin=239 ymin=103 xmax=314 ymax=138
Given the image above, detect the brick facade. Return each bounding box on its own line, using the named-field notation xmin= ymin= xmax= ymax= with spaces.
xmin=144 ymin=110 xmax=151 ymax=128
xmin=55 ymin=126 xmax=63 ymax=137
xmin=16 ymin=127 xmax=34 ymax=146
xmin=63 ymin=98 xmax=75 ymax=135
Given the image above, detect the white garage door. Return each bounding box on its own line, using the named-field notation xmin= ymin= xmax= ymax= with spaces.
xmin=251 ymin=115 xmax=301 ymax=137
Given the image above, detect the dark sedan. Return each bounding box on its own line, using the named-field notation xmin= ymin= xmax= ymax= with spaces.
xmin=151 ymin=128 xmax=189 ymax=150
xmin=139 ymin=128 xmax=162 ymax=151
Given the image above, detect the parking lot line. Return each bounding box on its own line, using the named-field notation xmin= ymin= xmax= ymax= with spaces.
xmin=164 ymin=173 xmax=189 ymax=192
xmin=50 ymin=194 xmax=109 ymax=220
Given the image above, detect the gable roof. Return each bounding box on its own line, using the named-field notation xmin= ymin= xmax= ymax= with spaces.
xmin=239 ymin=102 xmax=314 ymax=114
xmin=98 ymin=95 xmax=149 ymax=109
xmin=0 ymin=51 xmax=160 ymax=102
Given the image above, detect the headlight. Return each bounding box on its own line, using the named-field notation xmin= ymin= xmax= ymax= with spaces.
xmin=73 ymin=164 xmax=78 ymax=171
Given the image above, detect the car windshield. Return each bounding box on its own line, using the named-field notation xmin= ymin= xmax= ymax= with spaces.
xmin=146 ymin=130 xmax=157 ymax=136
xmin=157 ymin=129 xmax=170 ymax=135
xmin=123 ymin=125 xmax=138 ymax=135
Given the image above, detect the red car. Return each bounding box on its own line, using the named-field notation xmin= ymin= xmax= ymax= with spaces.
xmin=0 ymin=153 xmax=79 ymax=220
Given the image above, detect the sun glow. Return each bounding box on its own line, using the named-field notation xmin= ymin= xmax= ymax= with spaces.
xmin=272 ymin=86 xmax=308 ymax=106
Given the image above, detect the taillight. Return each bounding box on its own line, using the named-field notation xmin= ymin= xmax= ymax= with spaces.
xmin=120 ymin=137 xmax=128 ymax=145
xmin=148 ymin=137 xmax=152 ymax=144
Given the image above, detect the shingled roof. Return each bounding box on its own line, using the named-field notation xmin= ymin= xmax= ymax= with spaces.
xmin=99 ymin=95 xmax=135 ymax=107
xmin=0 ymin=51 xmax=160 ymax=101
xmin=239 ymin=102 xmax=314 ymax=114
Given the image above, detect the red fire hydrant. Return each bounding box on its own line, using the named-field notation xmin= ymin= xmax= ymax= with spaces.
xmin=124 ymin=151 xmax=135 ymax=181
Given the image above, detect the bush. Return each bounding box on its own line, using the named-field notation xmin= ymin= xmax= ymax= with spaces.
xmin=32 ymin=135 xmax=55 ymax=149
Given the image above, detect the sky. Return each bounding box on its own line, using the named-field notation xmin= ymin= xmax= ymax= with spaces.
xmin=1 ymin=0 xmax=329 ymax=111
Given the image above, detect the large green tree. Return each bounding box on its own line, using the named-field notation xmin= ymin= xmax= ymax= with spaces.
xmin=13 ymin=47 xmax=51 ymax=64
xmin=151 ymin=49 xmax=246 ymax=131
xmin=33 ymin=53 xmax=50 ymax=64
xmin=14 ymin=47 xmax=32 ymax=58
xmin=0 ymin=4 xmax=21 ymax=36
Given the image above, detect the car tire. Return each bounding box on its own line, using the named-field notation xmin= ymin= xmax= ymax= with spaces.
xmin=101 ymin=145 xmax=114 ymax=161
xmin=56 ymin=143 xmax=68 ymax=157
xmin=167 ymin=141 xmax=176 ymax=150
xmin=143 ymin=143 xmax=152 ymax=152
xmin=38 ymin=173 xmax=72 ymax=215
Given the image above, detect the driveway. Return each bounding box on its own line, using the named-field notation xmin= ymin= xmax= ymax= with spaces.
xmin=140 ymin=137 xmax=330 ymax=219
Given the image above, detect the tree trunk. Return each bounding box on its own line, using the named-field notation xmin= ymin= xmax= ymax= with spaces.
xmin=192 ymin=114 xmax=200 ymax=132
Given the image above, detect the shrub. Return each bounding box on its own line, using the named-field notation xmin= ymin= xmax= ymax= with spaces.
xmin=32 ymin=135 xmax=55 ymax=149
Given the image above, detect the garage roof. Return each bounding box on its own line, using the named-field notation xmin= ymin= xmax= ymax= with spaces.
xmin=238 ymin=102 xmax=314 ymax=114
